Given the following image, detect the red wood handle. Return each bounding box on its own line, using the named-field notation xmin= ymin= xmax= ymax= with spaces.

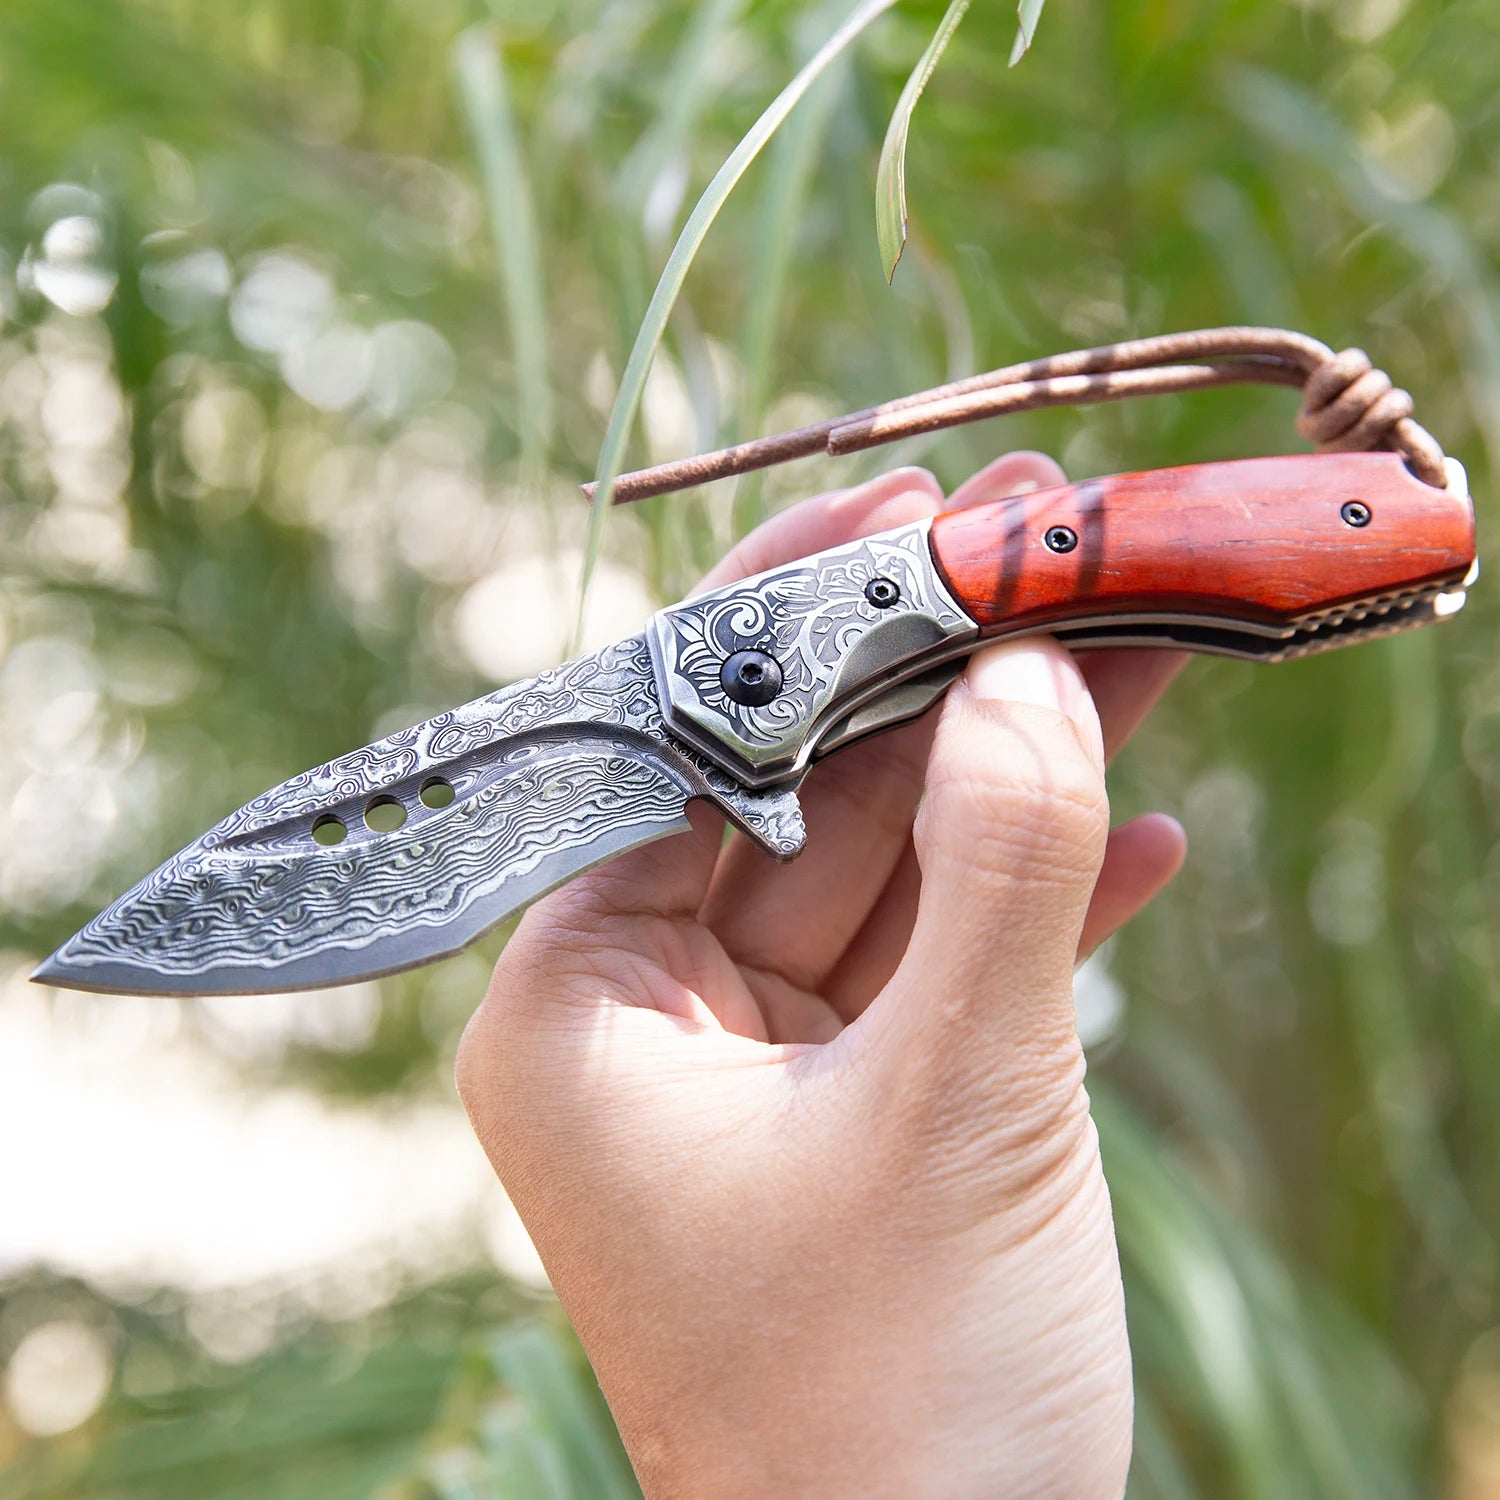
xmin=929 ymin=453 xmax=1475 ymax=633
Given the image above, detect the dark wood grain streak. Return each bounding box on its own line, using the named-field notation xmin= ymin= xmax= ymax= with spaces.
xmin=928 ymin=453 xmax=1475 ymax=633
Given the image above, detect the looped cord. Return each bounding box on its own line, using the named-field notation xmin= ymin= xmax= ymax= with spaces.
xmin=585 ymin=326 xmax=1450 ymax=504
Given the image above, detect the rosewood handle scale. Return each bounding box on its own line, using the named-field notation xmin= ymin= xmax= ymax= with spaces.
xmin=928 ymin=453 xmax=1475 ymax=634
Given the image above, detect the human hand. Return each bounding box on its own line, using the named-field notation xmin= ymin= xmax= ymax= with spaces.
xmin=458 ymin=453 xmax=1187 ymax=1499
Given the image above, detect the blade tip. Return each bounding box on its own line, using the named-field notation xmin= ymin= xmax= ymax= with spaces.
xmin=30 ymin=952 xmax=73 ymax=988
xmin=29 ymin=949 xmax=150 ymax=996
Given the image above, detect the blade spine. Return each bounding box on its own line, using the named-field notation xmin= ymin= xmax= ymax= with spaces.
xmin=213 ymin=715 xmax=692 ymax=855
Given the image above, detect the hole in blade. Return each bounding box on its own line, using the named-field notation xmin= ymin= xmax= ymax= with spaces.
xmin=312 ymin=815 xmax=347 ymax=847
xmin=419 ymin=777 xmax=455 ymax=810
xmin=364 ymin=796 xmax=407 ymax=833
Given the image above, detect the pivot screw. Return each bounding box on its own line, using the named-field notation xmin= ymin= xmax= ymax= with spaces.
xmin=720 ymin=649 xmax=783 ymax=707
xmin=864 ymin=576 xmax=900 ymax=608
xmin=1044 ymin=525 xmax=1078 ymax=554
xmin=1341 ymin=499 xmax=1372 ymax=528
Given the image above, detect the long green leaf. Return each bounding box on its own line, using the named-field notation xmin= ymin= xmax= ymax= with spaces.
xmin=615 ymin=0 xmax=751 ymax=243
xmin=1009 ymin=0 xmax=1047 ymax=65
xmin=488 ymin=1320 xmax=640 ymax=1500
xmin=454 ymin=25 xmax=554 ymax=483
xmin=575 ymin=0 xmax=903 ymax=647
xmin=1098 ymin=1085 xmax=1421 ymax=1498
xmin=875 ymin=0 xmax=970 ymax=283
xmin=736 ymin=6 xmax=853 ymax=530
xmin=475 ymin=1399 xmax=574 ymax=1498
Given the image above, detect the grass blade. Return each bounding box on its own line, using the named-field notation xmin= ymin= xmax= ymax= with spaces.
xmin=1128 ymin=1386 xmax=1200 ymax=1500
xmin=475 ymin=1399 xmax=574 ymax=1498
xmin=454 ymin=24 xmax=554 ymax=483
xmin=875 ymin=0 xmax=971 ymax=283
xmin=736 ymin=6 xmax=853 ymax=529
xmin=488 ymin=1320 xmax=640 ymax=1500
xmin=1097 ymin=1083 xmax=1421 ymax=1497
xmin=1010 ymin=0 xmax=1047 ymax=65
xmin=575 ymin=0 xmax=903 ymax=647
xmin=615 ymin=0 xmax=751 ymax=244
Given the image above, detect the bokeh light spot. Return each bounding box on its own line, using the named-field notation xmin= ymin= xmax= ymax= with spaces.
xmin=24 ymin=216 xmax=118 ymax=316
xmin=4 ymin=1320 xmax=111 ymax=1436
xmin=229 ymin=252 xmax=333 ymax=355
xmin=140 ymin=237 xmax=231 ymax=326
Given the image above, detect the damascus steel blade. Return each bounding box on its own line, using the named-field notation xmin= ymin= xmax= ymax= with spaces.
xmin=34 ymin=635 xmax=804 ymax=997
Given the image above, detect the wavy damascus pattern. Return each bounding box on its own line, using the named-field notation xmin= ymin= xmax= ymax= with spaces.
xmin=211 ymin=634 xmax=669 ymax=846
xmin=44 ymin=635 xmax=804 ymax=992
xmin=52 ymin=747 xmax=690 ymax=987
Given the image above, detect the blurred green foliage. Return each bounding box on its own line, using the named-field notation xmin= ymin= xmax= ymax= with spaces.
xmin=2 ymin=0 xmax=1499 ymax=1495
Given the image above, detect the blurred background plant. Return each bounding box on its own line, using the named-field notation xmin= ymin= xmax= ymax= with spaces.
xmin=0 ymin=0 xmax=1497 ymax=1494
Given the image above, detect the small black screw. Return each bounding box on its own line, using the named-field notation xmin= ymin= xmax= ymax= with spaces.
xmin=864 ymin=576 xmax=900 ymax=609
xmin=1044 ymin=525 xmax=1078 ymax=554
xmin=720 ymin=649 xmax=783 ymax=707
xmin=1341 ymin=499 xmax=1372 ymax=528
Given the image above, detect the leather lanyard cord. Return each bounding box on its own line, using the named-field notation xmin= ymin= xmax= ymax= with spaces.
xmin=583 ymin=326 xmax=1450 ymax=504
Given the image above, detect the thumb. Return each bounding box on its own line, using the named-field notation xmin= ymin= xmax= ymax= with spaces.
xmin=869 ymin=637 xmax=1108 ymax=1097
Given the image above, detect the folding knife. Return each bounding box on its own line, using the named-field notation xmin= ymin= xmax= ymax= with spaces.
xmin=35 ymin=452 xmax=1477 ymax=997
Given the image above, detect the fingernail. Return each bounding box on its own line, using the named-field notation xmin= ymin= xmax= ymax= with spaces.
xmin=966 ymin=636 xmax=1075 ymax=705
xmin=967 ymin=639 xmax=1104 ymax=762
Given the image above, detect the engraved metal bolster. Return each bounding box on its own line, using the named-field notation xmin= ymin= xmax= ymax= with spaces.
xmin=647 ymin=520 xmax=978 ymax=787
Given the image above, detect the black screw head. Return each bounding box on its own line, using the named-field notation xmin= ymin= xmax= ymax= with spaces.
xmin=720 ymin=649 xmax=783 ymax=707
xmin=1044 ymin=525 xmax=1079 ymax=554
xmin=864 ymin=576 xmax=900 ymax=609
xmin=1341 ymin=499 xmax=1372 ymax=528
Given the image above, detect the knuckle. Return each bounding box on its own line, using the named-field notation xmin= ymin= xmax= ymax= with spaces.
xmin=452 ymin=1002 xmax=497 ymax=1114
xmin=453 ymin=952 xmax=534 ymax=1111
xmin=454 ymin=1000 xmax=517 ymax=1161
xmin=453 ymin=914 xmax=597 ymax=1120
xmin=881 ymin=464 xmax=942 ymax=498
xmin=455 ymin=952 xmax=598 ymax=1188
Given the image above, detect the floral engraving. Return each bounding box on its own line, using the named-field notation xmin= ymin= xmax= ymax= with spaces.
xmin=650 ymin=520 xmax=975 ymax=775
